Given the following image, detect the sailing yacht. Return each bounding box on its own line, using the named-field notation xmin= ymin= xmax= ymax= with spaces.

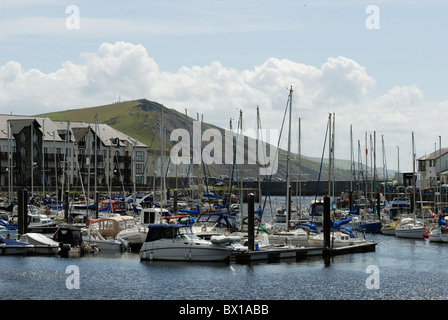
xmin=394 ymin=217 xmax=425 ymax=239
xmin=395 ymin=132 xmax=425 ymax=240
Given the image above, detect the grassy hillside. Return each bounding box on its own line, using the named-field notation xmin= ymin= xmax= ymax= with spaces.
xmin=38 ymin=98 xmax=354 ymax=180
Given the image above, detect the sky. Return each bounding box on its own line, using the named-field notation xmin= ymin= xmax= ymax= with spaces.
xmin=0 ymin=0 xmax=447 ymax=174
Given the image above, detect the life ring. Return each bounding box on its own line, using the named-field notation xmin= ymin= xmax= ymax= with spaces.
xmin=45 ymin=207 xmax=50 ymax=214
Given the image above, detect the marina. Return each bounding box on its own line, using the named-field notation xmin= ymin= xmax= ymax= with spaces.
xmin=0 ymin=232 xmax=447 ymax=301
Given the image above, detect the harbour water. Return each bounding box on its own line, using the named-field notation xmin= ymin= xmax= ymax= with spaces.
xmin=1 ymin=194 xmax=447 ymax=319
xmin=1 ymin=233 xmax=447 ymax=301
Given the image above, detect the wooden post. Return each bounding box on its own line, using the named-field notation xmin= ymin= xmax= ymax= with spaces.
xmin=323 ymin=196 xmax=331 ymax=249
xmin=18 ymin=189 xmax=28 ymax=236
xmin=248 ymin=193 xmax=255 ymax=251
xmin=349 ymin=191 xmax=353 ymax=212
xmin=95 ymin=191 xmax=99 ymax=219
xmin=173 ymin=189 xmax=178 ymax=214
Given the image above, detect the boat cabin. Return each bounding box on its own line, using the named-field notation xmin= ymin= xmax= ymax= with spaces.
xmin=194 ymin=213 xmax=239 ymax=233
xmin=144 ymin=224 xmax=192 ymax=242
xmin=95 ymin=216 xmax=136 ymax=239
xmin=52 ymin=226 xmax=83 ymax=247
xmin=139 ymin=208 xmax=171 ymax=225
xmin=309 ymin=199 xmax=324 ymax=217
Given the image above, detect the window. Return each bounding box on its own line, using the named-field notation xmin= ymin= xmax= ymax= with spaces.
xmin=418 ymin=160 xmax=426 ymax=172
xmin=135 ymin=151 xmax=144 ymax=162
xmin=136 ymin=163 xmax=144 ymax=175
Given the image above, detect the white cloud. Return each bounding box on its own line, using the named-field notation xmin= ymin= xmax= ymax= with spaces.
xmin=0 ymin=41 xmax=445 ymax=171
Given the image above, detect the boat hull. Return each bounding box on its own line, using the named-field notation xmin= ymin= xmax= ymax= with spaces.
xmin=307 ymin=232 xmax=366 ymax=248
xmin=0 ymin=243 xmax=34 ymax=255
xmin=268 ymin=234 xmax=309 ymax=247
xmin=83 ymin=239 xmax=126 ymax=251
xmin=381 ymin=228 xmax=396 ymax=236
xmin=19 ymin=233 xmax=60 ymax=255
xmin=140 ymin=239 xmax=233 ymax=261
xmin=395 ymin=228 xmax=425 ymax=239
xmin=359 ymin=222 xmax=382 ymax=233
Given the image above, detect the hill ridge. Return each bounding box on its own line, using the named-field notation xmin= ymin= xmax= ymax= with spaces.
xmin=38 ymin=98 xmax=355 ymax=180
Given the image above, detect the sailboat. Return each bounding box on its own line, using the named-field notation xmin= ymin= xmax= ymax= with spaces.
xmin=265 ymin=87 xmax=310 ymax=247
xmin=395 ymin=132 xmax=425 ymax=239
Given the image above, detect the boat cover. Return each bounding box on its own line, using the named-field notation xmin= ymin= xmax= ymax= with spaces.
xmin=0 ymin=237 xmax=29 ymax=246
xmin=145 ymin=224 xmax=184 ymax=242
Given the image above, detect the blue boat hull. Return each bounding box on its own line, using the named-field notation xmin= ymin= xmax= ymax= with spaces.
xmin=359 ymin=222 xmax=382 ymax=233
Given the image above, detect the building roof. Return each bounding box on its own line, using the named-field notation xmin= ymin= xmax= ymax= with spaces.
xmin=417 ymin=148 xmax=448 ymax=161
xmin=0 ymin=115 xmax=147 ymax=148
xmin=0 ymin=114 xmax=66 ymax=142
xmin=69 ymin=122 xmax=147 ymax=148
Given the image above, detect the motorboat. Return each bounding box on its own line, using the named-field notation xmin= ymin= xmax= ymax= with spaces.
xmin=82 ymin=226 xmax=129 ymax=252
xmin=18 ymin=233 xmax=59 ymax=255
xmin=116 ymin=207 xmax=171 ymax=252
xmin=83 ymin=215 xmax=135 ymax=251
xmin=9 ymin=212 xmax=58 ymax=233
xmin=52 ymin=225 xmax=98 ymax=256
xmin=140 ymin=224 xmax=234 ymax=261
xmin=394 ymin=217 xmax=425 ymax=239
xmin=0 ymin=234 xmax=34 ymax=255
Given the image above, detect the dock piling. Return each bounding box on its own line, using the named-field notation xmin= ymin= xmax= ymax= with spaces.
xmin=18 ymin=188 xmax=28 ymax=236
xmin=323 ymin=195 xmax=331 ymax=249
xmin=247 ymin=193 xmax=255 ymax=251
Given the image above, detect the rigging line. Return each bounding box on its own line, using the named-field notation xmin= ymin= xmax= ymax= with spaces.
xmin=257 ymin=109 xmax=273 ymax=217
xmin=314 ymin=115 xmax=330 ymax=203
xmin=262 ymin=92 xmax=291 ymax=220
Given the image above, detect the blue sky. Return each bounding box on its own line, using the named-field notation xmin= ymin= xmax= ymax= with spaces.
xmin=0 ymin=1 xmax=447 ymax=174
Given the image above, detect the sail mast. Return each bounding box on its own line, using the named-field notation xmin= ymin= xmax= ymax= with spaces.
xmin=286 ymin=86 xmax=293 ymax=229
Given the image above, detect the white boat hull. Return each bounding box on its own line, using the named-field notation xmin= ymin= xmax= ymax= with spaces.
xmin=381 ymin=229 xmax=396 ymax=236
xmin=19 ymin=233 xmax=60 ymax=255
xmin=395 ymin=228 xmax=425 ymax=239
xmin=268 ymin=234 xmax=310 ymax=247
xmin=429 ymin=234 xmax=443 ymax=243
xmin=308 ymin=232 xmax=366 ymax=248
xmin=140 ymin=239 xmax=233 ymax=261
xmin=116 ymin=227 xmax=148 ymax=247
xmin=83 ymin=239 xmax=126 ymax=251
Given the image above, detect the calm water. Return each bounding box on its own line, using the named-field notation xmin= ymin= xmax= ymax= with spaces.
xmin=1 ymin=233 xmax=448 ymax=301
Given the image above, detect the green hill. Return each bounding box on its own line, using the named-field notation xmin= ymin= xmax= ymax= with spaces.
xmin=38 ymin=98 xmax=354 ymax=180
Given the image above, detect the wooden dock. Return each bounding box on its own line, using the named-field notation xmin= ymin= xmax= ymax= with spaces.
xmin=231 ymin=241 xmax=377 ymax=263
